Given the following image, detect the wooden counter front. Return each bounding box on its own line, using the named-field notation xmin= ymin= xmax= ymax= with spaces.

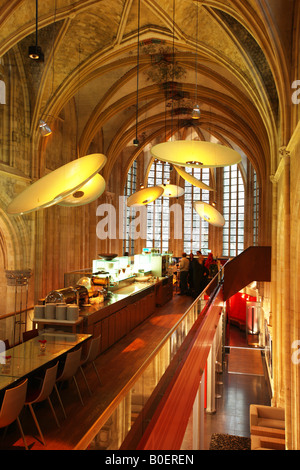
xmin=80 ymin=276 xmax=173 ymax=353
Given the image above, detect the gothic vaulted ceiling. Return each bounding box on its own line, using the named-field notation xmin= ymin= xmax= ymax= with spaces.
xmin=0 ymin=0 xmax=297 ymax=187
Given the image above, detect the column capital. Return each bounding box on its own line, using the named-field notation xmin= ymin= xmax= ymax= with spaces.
xmin=279 ymin=146 xmax=291 ymax=159
xmin=270 ymin=147 xmax=291 ymax=184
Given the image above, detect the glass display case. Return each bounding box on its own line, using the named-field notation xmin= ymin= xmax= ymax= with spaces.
xmin=92 ymin=256 xmax=133 ymax=283
xmin=92 ymin=252 xmax=172 ymax=284
xmin=134 ymin=253 xmax=171 ymax=277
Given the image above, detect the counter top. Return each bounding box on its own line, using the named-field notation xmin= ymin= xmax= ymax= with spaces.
xmin=79 ymin=276 xmax=172 ymax=324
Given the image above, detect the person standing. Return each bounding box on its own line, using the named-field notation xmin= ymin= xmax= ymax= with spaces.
xmin=179 ymin=253 xmax=190 ymax=295
xmin=188 ymin=252 xmax=194 ymax=293
xmin=192 ymin=252 xmax=209 ymax=298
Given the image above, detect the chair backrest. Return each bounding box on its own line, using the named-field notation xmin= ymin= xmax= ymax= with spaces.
xmin=23 ymin=329 xmax=39 ymax=342
xmin=0 ymin=379 xmax=28 ymax=429
xmin=34 ymin=362 xmax=59 ymax=403
xmin=86 ymin=336 xmax=101 ymax=363
xmin=57 ymin=347 xmax=82 ymax=382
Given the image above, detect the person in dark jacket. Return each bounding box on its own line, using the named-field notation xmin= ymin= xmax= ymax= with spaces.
xmin=188 ymin=252 xmax=194 ymax=292
xmin=192 ymin=253 xmax=209 ymax=298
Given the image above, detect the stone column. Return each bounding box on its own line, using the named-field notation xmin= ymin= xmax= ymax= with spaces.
xmin=281 ymin=149 xmax=292 ymax=448
xmin=271 ymin=147 xmax=292 ymax=448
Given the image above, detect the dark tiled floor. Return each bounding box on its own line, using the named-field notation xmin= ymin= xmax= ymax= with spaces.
xmin=182 ymin=324 xmax=271 ymax=450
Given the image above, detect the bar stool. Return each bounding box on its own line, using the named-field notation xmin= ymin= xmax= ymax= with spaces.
xmin=0 ymin=379 xmax=28 ymax=450
xmin=25 ymin=362 xmax=60 ymax=445
xmin=54 ymin=347 xmax=84 ymax=419
xmin=79 ymin=335 xmax=102 ymax=395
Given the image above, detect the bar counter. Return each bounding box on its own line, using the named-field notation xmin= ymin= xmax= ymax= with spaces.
xmin=78 ymin=275 xmax=173 ymax=353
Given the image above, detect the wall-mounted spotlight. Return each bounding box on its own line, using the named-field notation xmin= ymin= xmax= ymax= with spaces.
xmin=39 ymin=119 xmax=52 ymax=136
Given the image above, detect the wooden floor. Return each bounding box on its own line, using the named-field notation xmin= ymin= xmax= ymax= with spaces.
xmin=181 ymin=324 xmax=271 ymax=450
xmin=0 ymin=293 xmax=194 ymax=450
xmin=228 ymin=347 xmax=264 ymax=375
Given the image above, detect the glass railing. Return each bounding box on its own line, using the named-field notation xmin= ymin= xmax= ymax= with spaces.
xmin=78 ymin=272 xmax=223 ymax=450
xmin=0 ymin=307 xmax=34 ymax=348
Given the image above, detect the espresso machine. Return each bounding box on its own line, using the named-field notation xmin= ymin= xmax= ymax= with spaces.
xmin=90 ymin=272 xmax=111 ymax=299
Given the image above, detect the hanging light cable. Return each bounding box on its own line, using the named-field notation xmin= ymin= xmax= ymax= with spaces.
xmin=171 ymin=0 xmax=175 ymax=141
xmin=59 ymin=43 xmax=106 ymax=207
xmin=133 ymin=0 xmax=141 ymax=146
xmin=28 ymin=0 xmax=44 ymax=61
xmin=192 ymin=3 xmax=201 ymax=119
xmin=38 ymin=1 xmax=58 ymax=136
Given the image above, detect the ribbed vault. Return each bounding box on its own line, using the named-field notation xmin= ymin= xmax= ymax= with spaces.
xmin=0 ymin=0 xmax=297 ymax=214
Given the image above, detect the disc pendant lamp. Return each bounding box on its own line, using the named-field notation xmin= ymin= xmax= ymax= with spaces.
xmin=127 ymin=186 xmax=164 ymax=207
xmin=159 ymin=183 xmax=184 ymax=198
xmin=58 ymin=173 xmax=106 ymax=207
xmin=174 ymin=165 xmax=215 ymax=191
xmin=7 ymin=153 xmax=107 ymax=215
xmin=193 ymin=201 xmax=225 ymax=227
xmin=151 ymin=140 xmax=241 ymax=168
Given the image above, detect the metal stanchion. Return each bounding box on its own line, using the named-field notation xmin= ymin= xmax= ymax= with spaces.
xmin=215 ymin=361 xmax=223 ymax=399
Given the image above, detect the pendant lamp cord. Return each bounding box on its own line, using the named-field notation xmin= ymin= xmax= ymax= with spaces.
xmin=135 ymin=0 xmax=141 ymax=144
xmin=35 ymin=0 xmax=38 ymax=47
xmin=171 ymin=0 xmax=175 ymax=141
xmin=195 ymin=3 xmax=198 ymax=104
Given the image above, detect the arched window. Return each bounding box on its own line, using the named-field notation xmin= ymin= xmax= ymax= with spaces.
xmin=183 ymin=167 xmax=210 ymax=254
xmin=223 ymin=164 xmax=245 ymax=256
xmin=123 ymin=160 xmax=137 ymax=255
xmin=146 ymin=160 xmax=170 ymax=252
xmin=253 ymin=170 xmax=259 ymax=246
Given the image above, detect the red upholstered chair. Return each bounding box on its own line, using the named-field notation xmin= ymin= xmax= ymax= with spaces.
xmin=22 ymin=329 xmax=39 ymax=342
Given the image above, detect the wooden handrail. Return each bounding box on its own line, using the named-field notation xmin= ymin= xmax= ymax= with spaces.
xmin=135 ymin=285 xmax=224 ymax=450
xmin=0 ymin=306 xmax=34 ymax=321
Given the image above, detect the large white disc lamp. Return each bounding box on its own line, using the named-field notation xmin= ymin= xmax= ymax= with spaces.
xmin=58 ymin=173 xmax=106 ymax=207
xmin=151 ymin=141 xmax=241 ymax=168
xmin=159 ymin=183 xmax=184 ymax=198
xmin=193 ymin=201 xmax=225 ymax=227
xmin=174 ymin=165 xmax=215 ymax=192
xmin=7 ymin=153 xmax=107 ymax=215
xmin=127 ymin=186 xmax=164 ymax=207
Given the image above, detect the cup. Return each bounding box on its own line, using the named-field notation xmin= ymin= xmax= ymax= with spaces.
xmin=56 ymin=304 xmax=67 ymax=320
xmin=34 ymin=304 xmax=45 ymax=319
xmin=67 ymin=304 xmax=79 ymax=322
xmin=45 ymin=303 xmax=56 ymax=319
